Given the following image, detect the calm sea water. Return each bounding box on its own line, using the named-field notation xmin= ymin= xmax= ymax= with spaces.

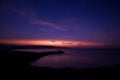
xmin=17 ymin=48 xmax=120 ymax=69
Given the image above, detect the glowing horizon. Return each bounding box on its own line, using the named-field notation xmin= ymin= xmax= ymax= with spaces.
xmin=0 ymin=40 xmax=106 ymax=47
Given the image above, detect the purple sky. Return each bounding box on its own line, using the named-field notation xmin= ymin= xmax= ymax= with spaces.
xmin=0 ymin=0 xmax=120 ymax=47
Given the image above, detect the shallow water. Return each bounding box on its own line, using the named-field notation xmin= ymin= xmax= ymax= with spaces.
xmin=17 ymin=48 xmax=120 ymax=69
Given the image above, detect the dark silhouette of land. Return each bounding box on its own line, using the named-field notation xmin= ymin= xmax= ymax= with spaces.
xmin=0 ymin=44 xmax=120 ymax=80
xmin=0 ymin=44 xmax=67 ymax=51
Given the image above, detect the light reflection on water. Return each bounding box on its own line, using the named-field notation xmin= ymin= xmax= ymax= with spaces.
xmin=17 ymin=48 xmax=120 ymax=69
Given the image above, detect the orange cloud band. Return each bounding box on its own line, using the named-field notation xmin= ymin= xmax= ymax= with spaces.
xmin=0 ymin=40 xmax=105 ymax=47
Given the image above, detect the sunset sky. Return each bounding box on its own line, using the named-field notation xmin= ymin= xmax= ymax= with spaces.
xmin=0 ymin=0 xmax=120 ymax=47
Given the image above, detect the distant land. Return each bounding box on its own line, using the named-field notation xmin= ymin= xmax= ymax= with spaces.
xmin=0 ymin=44 xmax=120 ymax=51
xmin=0 ymin=43 xmax=68 ymax=50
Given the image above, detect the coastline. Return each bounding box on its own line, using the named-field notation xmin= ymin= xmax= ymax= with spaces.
xmin=0 ymin=49 xmax=120 ymax=80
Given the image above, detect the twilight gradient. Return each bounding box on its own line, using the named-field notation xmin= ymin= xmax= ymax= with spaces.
xmin=0 ymin=0 xmax=120 ymax=47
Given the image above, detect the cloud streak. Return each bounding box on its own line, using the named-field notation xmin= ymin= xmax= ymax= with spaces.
xmin=1 ymin=3 xmax=83 ymax=32
xmin=33 ymin=20 xmax=66 ymax=31
xmin=2 ymin=4 xmax=66 ymax=31
xmin=2 ymin=3 xmax=38 ymax=23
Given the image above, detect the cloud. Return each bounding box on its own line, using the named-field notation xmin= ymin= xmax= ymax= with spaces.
xmin=2 ymin=4 xmax=25 ymax=16
xmin=39 ymin=27 xmax=53 ymax=32
xmin=51 ymin=41 xmax=55 ymax=42
xmin=33 ymin=20 xmax=66 ymax=31
xmin=66 ymin=43 xmax=73 ymax=44
xmin=2 ymin=4 xmax=38 ymax=23
xmin=2 ymin=4 xmax=67 ymax=31
xmin=2 ymin=4 xmax=82 ymax=32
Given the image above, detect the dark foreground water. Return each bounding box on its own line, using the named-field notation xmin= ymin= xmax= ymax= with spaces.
xmin=17 ymin=48 xmax=120 ymax=69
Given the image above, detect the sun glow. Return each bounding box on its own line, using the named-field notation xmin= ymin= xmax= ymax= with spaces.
xmin=0 ymin=40 xmax=105 ymax=47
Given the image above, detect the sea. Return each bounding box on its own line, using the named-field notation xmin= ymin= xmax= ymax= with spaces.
xmin=17 ymin=48 xmax=120 ymax=69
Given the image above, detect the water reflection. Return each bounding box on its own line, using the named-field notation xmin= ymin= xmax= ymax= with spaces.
xmin=17 ymin=48 xmax=120 ymax=69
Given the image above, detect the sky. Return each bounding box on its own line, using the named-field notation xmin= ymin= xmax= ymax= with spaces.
xmin=0 ymin=0 xmax=120 ymax=47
